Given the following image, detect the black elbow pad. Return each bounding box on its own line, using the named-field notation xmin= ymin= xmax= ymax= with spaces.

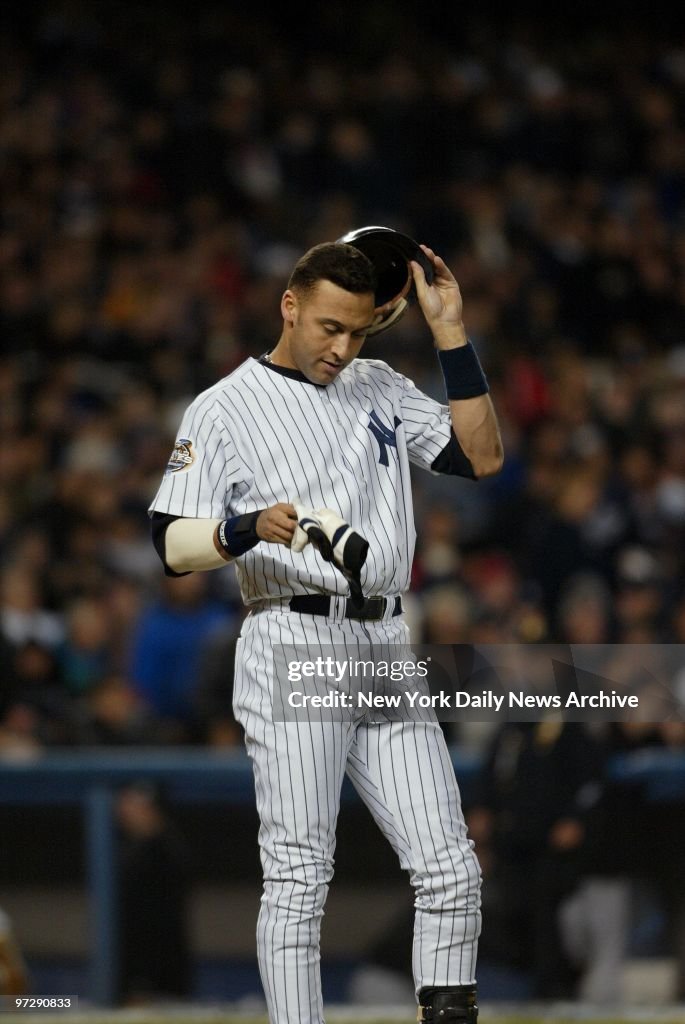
xmin=431 ymin=434 xmax=477 ymax=479
xmin=149 ymin=512 xmax=192 ymax=577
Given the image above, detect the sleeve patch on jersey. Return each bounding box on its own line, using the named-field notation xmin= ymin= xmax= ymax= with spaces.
xmin=165 ymin=438 xmax=196 ymax=474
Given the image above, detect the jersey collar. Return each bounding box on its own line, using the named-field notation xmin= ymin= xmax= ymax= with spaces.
xmin=258 ymin=353 xmax=327 ymax=388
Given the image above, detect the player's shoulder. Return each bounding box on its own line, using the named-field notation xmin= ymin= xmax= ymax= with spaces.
xmin=348 ymin=357 xmax=410 ymax=390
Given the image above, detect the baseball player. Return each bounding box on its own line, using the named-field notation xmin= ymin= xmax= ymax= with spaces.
xmin=149 ymin=228 xmax=503 ymax=1024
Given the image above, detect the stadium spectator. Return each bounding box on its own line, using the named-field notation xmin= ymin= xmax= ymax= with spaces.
xmin=191 ymin=617 xmax=244 ymax=747
xmin=79 ymin=673 xmax=163 ymax=746
xmin=467 ymin=720 xmax=604 ymax=998
xmin=1 ymin=639 xmax=79 ymax=748
xmin=116 ymin=780 xmax=191 ymax=1004
xmin=61 ymin=596 xmax=112 ymax=695
xmin=129 ymin=574 xmax=234 ymax=740
xmin=0 ymin=906 xmax=29 ymax=996
xmin=0 ymin=567 xmax=63 ymax=652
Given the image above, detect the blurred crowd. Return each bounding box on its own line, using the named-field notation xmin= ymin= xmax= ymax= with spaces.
xmin=1 ymin=1 xmax=685 ymax=1005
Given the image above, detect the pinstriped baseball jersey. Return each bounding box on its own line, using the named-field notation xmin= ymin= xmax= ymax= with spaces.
xmin=149 ymin=355 xmax=455 ymax=601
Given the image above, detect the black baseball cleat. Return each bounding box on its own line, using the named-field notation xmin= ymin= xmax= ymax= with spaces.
xmin=417 ymin=985 xmax=478 ymax=1022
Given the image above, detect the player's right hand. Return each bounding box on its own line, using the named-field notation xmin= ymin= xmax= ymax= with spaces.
xmin=256 ymin=504 xmax=298 ymax=546
xmin=410 ymin=245 xmax=467 ymax=348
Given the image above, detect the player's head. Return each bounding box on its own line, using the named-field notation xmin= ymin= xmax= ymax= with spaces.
xmin=277 ymin=243 xmax=377 ymax=385
xmin=288 ymin=242 xmax=377 ymax=298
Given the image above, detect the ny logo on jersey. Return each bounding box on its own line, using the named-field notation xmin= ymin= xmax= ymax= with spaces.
xmin=368 ymin=410 xmax=401 ymax=466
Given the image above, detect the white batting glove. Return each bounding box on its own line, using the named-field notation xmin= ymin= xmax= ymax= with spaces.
xmin=312 ymin=507 xmax=369 ymax=610
xmin=291 ymin=504 xmax=368 ymax=573
xmin=291 ymin=504 xmax=369 ymax=609
xmin=312 ymin=507 xmax=368 ymax=574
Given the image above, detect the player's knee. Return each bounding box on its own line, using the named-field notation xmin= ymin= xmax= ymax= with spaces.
xmin=412 ymin=856 xmax=481 ymax=915
xmin=262 ymin=870 xmax=332 ymax=919
xmin=414 ymin=890 xmax=482 ymax=949
xmin=266 ymin=844 xmax=335 ymax=883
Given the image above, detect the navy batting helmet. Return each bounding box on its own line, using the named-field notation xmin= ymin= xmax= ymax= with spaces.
xmin=338 ymin=225 xmax=434 ymax=336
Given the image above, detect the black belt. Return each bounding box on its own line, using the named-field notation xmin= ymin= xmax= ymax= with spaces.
xmin=289 ymin=594 xmax=402 ymax=621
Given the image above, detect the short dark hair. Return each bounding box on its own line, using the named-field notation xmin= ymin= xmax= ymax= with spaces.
xmin=288 ymin=242 xmax=377 ymax=296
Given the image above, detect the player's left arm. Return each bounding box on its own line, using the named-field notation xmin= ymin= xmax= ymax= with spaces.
xmin=411 ymin=245 xmax=503 ymax=479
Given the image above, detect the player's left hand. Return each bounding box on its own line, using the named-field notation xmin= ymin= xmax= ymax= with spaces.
xmin=410 ymin=245 xmax=465 ymax=346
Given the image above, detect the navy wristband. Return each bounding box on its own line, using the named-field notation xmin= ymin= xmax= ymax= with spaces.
xmin=216 ymin=510 xmax=262 ymax=557
xmin=438 ymin=342 xmax=489 ymax=400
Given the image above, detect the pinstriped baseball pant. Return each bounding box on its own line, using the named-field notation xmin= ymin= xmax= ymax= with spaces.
xmin=233 ymin=603 xmax=481 ymax=1024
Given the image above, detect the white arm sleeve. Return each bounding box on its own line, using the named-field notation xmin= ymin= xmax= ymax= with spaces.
xmin=164 ymin=518 xmax=232 ymax=573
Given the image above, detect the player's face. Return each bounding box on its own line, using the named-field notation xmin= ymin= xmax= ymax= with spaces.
xmin=280 ymin=280 xmax=376 ymax=385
